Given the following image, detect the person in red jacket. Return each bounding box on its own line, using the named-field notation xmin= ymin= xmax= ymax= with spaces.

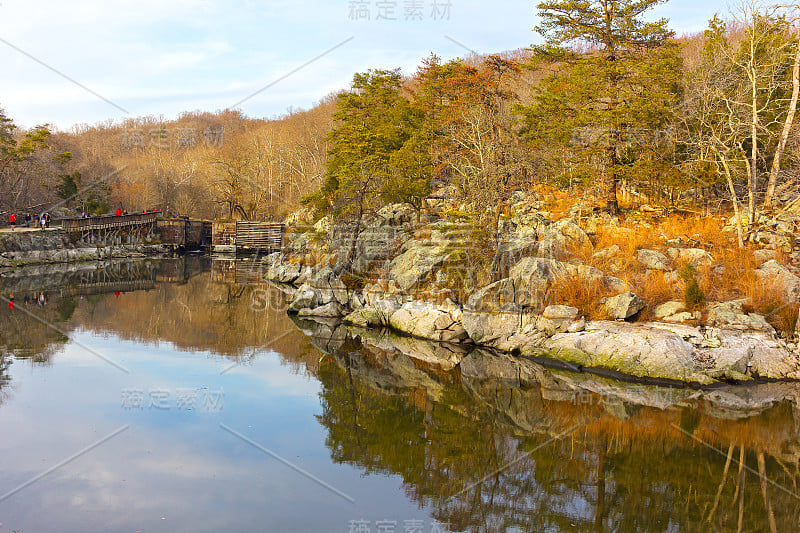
xmin=116 ymin=208 xmax=122 ymax=216
xmin=8 ymin=213 xmax=15 ymax=231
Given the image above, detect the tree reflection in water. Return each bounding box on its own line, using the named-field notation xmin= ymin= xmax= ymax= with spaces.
xmin=2 ymin=259 xmax=800 ymax=532
xmin=309 ymin=323 xmax=800 ymax=533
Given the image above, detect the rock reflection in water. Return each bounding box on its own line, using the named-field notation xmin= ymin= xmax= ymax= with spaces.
xmin=299 ymin=316 xmax=800 ymax=532
xmin=3 ymin=259 xmax=800 ymax=531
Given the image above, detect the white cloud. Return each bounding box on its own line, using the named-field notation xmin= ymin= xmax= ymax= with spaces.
xmin=0 ymin=0 xmax=732 ymax=129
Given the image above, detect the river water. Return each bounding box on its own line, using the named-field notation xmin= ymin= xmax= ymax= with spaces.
xmin=0 ymin=257 xmax=799 ymax=532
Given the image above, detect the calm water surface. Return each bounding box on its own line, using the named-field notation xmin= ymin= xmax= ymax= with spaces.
xmin=0 ymin=258 xmax=799 ymax=532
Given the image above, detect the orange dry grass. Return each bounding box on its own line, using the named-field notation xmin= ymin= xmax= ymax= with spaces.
xmin=533 ymin=184 xmax=604 ymax=220
xmin=702 ymin=245 xmax=757 ymax=303
xmin=636 ymin=270 xmax=683 ymax=320
xmin=742 ymin=270 xmax=799 ymax=337
xmin=561 ymin=212 xmax=774 ymax=319
xmin=546 ymin=273 xmax=615 ymax=319
xmin=514 ymin=189 xmax=790 ymax=324
xmin=542 ymin=392 xmax=796 ymax=454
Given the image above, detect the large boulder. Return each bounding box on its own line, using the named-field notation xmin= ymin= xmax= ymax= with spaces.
xmin=541 ymin=320 xmax=800 ymax=383
xmin=309 ymin=266 xmax=349 ymax=306
xmin=542 ymin=305 xmax=579 ymax=320
xmin=287 ymin=284 xmax=317 ymax=312
xmin=542 ymin=321 xmax=704 ymax=381
xmin=756 ymin=260 xmax=800 ymax=300
xmin=509 ymin=258 xmax=606 ymax=309
xmin=329 ymin=205 xmax=416 ymax=273
xmin=636 ymin=249 xmax=671 ymax=271
xmin=552 ymin=219 xmax=589 ymax=248
xmin=343 ymin=308 xmax=384 ymax=327
xmin=667 ymin=247 xmax=714 ymax=267
xmin=498 ymin=227 xmax=540 ymax=269
xmin=388 ymin=243 xmax=448 ymax=292
xmin=461 ymin=309 xmax=542 ymax=352
xmin=604 ymin=292 xmax=645 ymax=320
xmin=536 ymin=305 xmax=582 ymax=335
xmin=464 ymin=258 xmax=615 ymax=344
xmin=654 ymin=301 xmax=685 ymax=319
xmin=706 ymin=300 xmax=773 ymax=331
xmin=534 ymin=219 xmax=589 ymax=257
xmin=388 ymin=301 xmax=468 ymax=342
xmin=753 ymin=249 xmax=779 ymax=266
xmin=700 ymin=328 xmax=800 ymax=381
xmin=592 ymin=244 xmax=620 ymax=261
xmin=263 ymin=253 xmax=302 ymax=283
xmin=509 ymin=258 xmax=567 ymax=308
xmin=465 ymin=278 xmax=520 ymax=313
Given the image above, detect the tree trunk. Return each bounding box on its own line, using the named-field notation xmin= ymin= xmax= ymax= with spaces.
xmin=757 ymin=451 xmax=778 ymax=533
xmin=720 ymin=154 xmax=745 ymax=247
xmin=706 ymin=442 xmax=734 ymax=524
xmin=750 ymin=60 xmax=759 ymax=226
xmin=764 ymin=32 xmax=800 ymax=210
xmin=736 ymin=446 xmax=746 ymax=533
xmin=605 ymin=134 xmax=619 ymax=214
xmin=745 ymin=148 xmax=756 ymax=226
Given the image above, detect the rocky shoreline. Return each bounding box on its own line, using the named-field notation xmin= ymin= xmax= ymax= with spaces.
xmin=264 ymin=200 xmax=800 ymax=386
xmin=295 ymin=314 xmax=800 ymax=423
xmin=0 ymin=229 xmax=172 ymax=268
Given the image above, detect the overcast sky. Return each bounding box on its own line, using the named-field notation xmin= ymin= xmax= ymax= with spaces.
xmin=0 ymin=0 xmax=732 ymax=130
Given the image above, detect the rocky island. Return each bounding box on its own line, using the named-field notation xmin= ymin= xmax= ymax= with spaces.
xmin=264 ymin=192 xmax=800 ymax=386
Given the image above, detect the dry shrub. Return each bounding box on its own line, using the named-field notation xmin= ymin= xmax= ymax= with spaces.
xmin=635 ymin=270 xmax=683 ymax=320
xmin=656 ymin=213 xmax=730 ymax=248
xmin=591 ymin=224 xmax=652 ymax=273
xmin=581 ymin=213 xmax=768 ymax=314
xmin=413 ymin=224 xmax=432 ymax=241
xmin=533 ymin=184 xmax=603 ymax=220
xmin=546 ymin=274 xmax=615 ymax=320
xmin=702 ymin=244 xmax=757 ymax=303
xmin=743 ymin=273 xmax=799 ymax=337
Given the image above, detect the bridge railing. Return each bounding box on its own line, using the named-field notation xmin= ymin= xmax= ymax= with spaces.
xmin=59 ymin=212 xmax=160 ymax=231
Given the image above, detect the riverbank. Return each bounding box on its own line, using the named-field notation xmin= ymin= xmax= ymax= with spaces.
xmin=294 ymin=314 xmax=800 ymax=422
xmin=0 ymin=228 xmax=172 ymax=267
xmin=264 ymin=194 xmax=800 ymax=386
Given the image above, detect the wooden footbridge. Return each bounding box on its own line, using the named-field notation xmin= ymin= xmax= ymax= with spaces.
xmin=58 ymin=213 xmax=284 ymax=253
xmin=60 ymin=212 xmax=159 ymax=245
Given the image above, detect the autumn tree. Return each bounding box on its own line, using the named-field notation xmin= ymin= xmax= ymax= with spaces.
xmin=418 ymin=55 xmax=531 ymax=280
xmin=0 ymin=109 xmax=61 ymax=212
xmin=681 ymin=7 xmax=796 ymax=228
xmin=523 ymin=0 xmax=679 ymax=213
xmin=728 ymin=3 xmax=795 ymax=220
xmin=312 ymin=69 xmax=429 ymax=267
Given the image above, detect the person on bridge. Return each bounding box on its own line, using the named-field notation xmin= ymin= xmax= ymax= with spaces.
xmin=116 ymin=208 xmax=122 ymax=216
xmin=25 ymin=213 xmax=31 ymax=228
xmin=8 ymin=213 xmax=15 ymax=231
xmin=40 ymin=213 xmax=46 ymax=230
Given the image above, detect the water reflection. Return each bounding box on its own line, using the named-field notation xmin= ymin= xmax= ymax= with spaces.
xmin=0 ymin=257 xmax=311 ymax=366
xmin=0 ymin=259 xmax=799 ymax=531
xmin=301 ymin=318 xmax=800 ymax=532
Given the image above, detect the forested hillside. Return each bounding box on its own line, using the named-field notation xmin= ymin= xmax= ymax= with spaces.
xmin=1 ymin=1 xmax=799 ymax=235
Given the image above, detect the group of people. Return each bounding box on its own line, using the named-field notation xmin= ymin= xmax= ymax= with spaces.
xmin=7 ymin=212 xmax=50 ymax=231
xmin=7 ymin=207 xmax=169 ymax=230
xmin=7 ymin=291 xmax=47 ymax=310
